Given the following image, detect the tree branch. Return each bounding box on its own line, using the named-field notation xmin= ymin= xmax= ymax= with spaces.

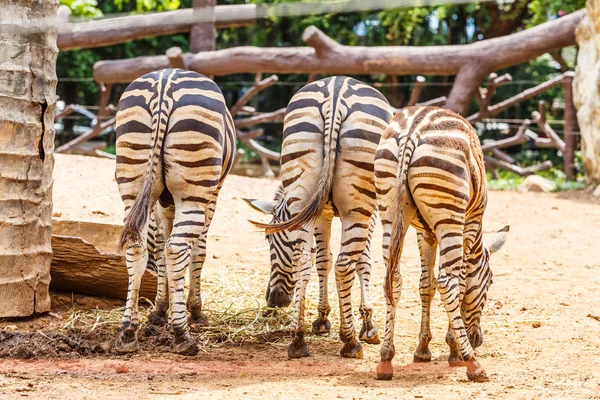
xmin=94 ymin=9 xmax=585 ymax=90
xmin=234 ymin=108 xmax=286 ymax=129
xmin=484 ymin=156 xmax=553 ymax=176
xmin=230 ymin=74 xmax=278 ymax=118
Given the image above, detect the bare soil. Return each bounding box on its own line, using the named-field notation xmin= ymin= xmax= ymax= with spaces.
xmin=1 ymin=154 xmax=600 ymax=399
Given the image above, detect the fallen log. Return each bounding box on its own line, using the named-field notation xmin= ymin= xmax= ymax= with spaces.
xmin=50 ymin=219 xmax=156 ymax=301
xmin=58 ymin=4 xmax=256 ymax=51
xmin=94 ymin=10 xmax=585 ymax=114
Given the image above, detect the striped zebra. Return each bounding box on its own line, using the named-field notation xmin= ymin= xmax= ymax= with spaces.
xmin=373 ymin=106 xmax=509 ymax=382
xmin=114 ymin=68 xmax=236 ymax=355
xmin=244 ymin=76 xmax=393 ymax=358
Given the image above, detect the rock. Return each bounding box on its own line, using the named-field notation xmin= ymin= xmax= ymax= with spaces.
xmin=518 ymin=175 xmax=557 ymax=193
xmin=574 ymin=2 xmax=600 ymax=184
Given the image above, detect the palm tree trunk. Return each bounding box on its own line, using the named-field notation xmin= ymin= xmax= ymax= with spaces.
xmin=0 ymin=0 xmax=58 ymax=317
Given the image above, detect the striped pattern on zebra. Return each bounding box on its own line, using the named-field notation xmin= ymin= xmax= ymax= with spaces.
xmin=243 ymin=76 xmax=393 ymax=359
xmin=114 ymin=68 xmax=236 ymax=355
xmin=373 ymin=106 xmax=508 ymax=382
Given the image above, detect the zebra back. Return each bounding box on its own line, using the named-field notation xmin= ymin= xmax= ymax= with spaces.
xmin=252 ymin=76 xmax=392 ymax=234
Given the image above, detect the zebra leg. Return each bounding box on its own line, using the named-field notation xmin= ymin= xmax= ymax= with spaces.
xmin=437 ymin=230 xmax=487 ymax=382
xmin=336 ymin=217 xmax=378 ymax=359
xmin=376 ymin=196 xmax=416 ymax=379
xmin=414 ymin=231 xmax=437 ymax=362
xmin=187 ymin=239 xmax=208 ymax=329
xmin=187 ymin=198 xmax=218 ymax=330
xmin=445 ymin=323 xmax=462 ymax=365
xmin=288 ymin=229 xmax=313 ymax=358
xmin=115 ymin=225 xmax=149 ymax=353
xmin=148 ymin=207 xmax=170 ymax=326
xmin=164 ymin=210 xmax=206 ymax=356
xmin=357 ymin=213 xmax=379 ymax=345
xmin=312 ymin=211 xmax=333 ymax=335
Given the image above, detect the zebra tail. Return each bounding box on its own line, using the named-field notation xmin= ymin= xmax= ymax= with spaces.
xmin=384 ymin=123 xmax=414 ymax=306
xmin=119 ymin=91 xmax=169 ymax=251
xmin=251 ymin=84 xmax=343 ymax=235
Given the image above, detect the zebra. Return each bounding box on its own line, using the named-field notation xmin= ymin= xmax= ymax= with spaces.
xmin=114 ymin=68 xmax=236 ymax=355
xmin=373 ymin=106 xmax=509 ymax=382
xmin=243 ymin=76 xmax=393 ymax=359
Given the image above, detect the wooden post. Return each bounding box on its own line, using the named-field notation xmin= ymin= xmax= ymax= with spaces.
xmin=166 ymin=47 xmax=187 ymax=69
xmin=190 ymin=0 xmax=216 ymax=53
xmin=408 ymin=76 xmax=426 ymax=106
xmin=562 ymin=72 xmax=578 ymax=181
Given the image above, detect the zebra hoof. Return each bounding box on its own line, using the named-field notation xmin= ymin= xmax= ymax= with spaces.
xmin=413 ymin=346 xmax=432 ymax=363
xmin=466 ymin=359 xmax=489 ymax=382
xmin=359 ymin=324 xmax=380 ymax=345
xmin=188 ymin=313 xmax=208 ymax=332
xmin=340 ymin=341 xmax=363 ymax=359
xmin=375 ymin=360 xmax=393 ymax=380
xmin=311 ymin=319 xmax=331 ymax=335
xmin=114 ymin=332 xmax=138 ymax=354
xmin=147 ymin=311 xmax=168 ymax=326
xmin=288 ymin=341 xmax=309 ymax=358
xmin=169 ymin=332 xmax=198 ymax=356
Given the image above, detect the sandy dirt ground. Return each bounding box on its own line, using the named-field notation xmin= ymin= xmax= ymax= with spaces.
xmin=1 ymin=154 xmax=600 ymax=399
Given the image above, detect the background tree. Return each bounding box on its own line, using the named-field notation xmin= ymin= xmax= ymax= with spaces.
xmin=0 ymin=0 xmax=58 ymax=317
xmin=56 ymin=0 xmax=584 ymax=171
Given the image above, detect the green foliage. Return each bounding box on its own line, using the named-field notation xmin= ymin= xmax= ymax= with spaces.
xmin=487 ymin=169 xmax=586 ymax=192
xmin=486 ymin=170 xmax=524 ymax=191
xmin=60 ymin=0 xmax=103 ymax=18
xmin=527 ymin=0 xmax=586 ymax=27
xmin=113 ymin=0 xmax=180 ymax=12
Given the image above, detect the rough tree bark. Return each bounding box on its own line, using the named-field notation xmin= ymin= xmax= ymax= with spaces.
xmin=574 ymin=1 xmax=600 ymax=184
xmin=0 ymin=0 xmax=58 ymax=317
xmin=94 ymin=9 xmax=585 ymax=115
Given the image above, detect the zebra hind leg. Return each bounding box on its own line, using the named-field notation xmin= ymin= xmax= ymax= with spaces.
xmin=311 ymin=212 xmax=333 ymax=335
xmin=115 ymin=239 xmax=149 ymax=353
xmin=187 ymin=242 xmax=208 ymax=331
xmin=163 ymin=208 xmax=206 ymax=356
xmin=288 ymin=230 xmax=313 ymax=358
xmin=357 ymin=213 xmax=379 ymax=344
xmin=413 ymin=231 xmax=437 ymax=362
xmin=445 ymin=324 xmax=462 ymax=366
xmin=356 ymin=252 xmax=379 ymax=345
xmin=147 ymin=207 xmax=170 ymax=326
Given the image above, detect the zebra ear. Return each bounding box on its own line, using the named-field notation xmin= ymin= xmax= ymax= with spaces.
xmin=487 ymin=224 xmax=510 ymax=254
xmin=242 ymin=198 xmax=275 ymax=215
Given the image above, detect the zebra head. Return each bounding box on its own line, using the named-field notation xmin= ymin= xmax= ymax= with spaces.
xmin=463 ymin=224 xmax=510 ymax=348
xmin=243 ymin=186 xmax=295 ymax=309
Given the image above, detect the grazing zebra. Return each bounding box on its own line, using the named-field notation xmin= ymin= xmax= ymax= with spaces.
xmin=373 ymin=106 xmax=508 ymax=382
xmin=114 ymin=68 xmax=235 ymax=355
xmin=244 ymin=76 xmax=393 ymax=358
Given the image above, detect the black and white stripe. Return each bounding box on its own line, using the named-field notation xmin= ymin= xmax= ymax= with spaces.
xmin=244 ymin=76 xmax=393 ymax=359
xmin=373 ymin=106 xmax=509 ymax=382
xmin=114 ymin=68 xmax=235 ymax=355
